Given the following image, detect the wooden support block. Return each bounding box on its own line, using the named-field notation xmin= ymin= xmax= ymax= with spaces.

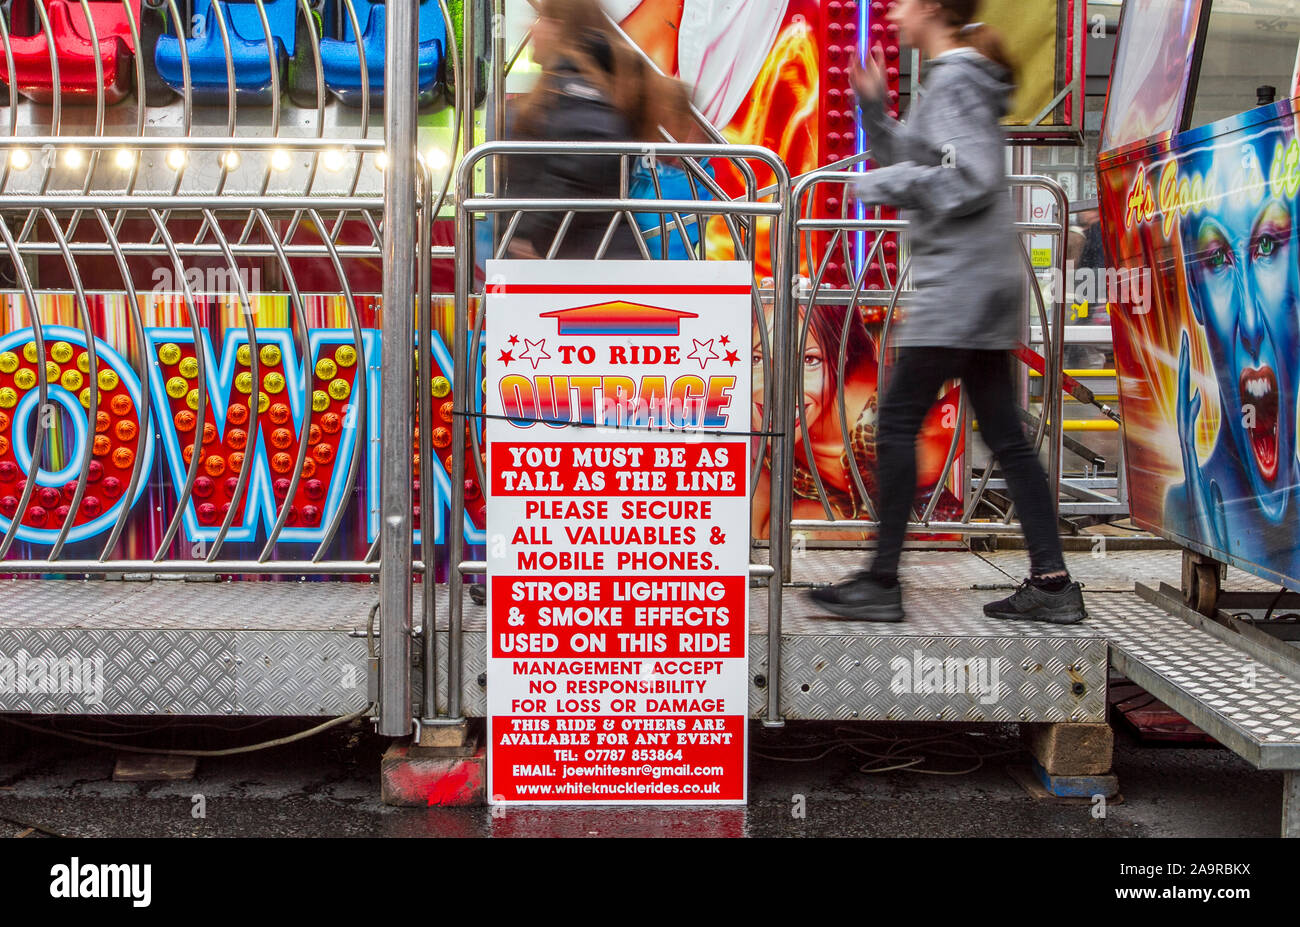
xmin=1029 ymin=758 xmax=1119 ymax=799
xmin=415 ymin=719 xmax=472 ymax=751
xmin=1021 ymin=722 xmax=1113 ymax=776
xmin=381 ymin=741 xmax=485 ymax=807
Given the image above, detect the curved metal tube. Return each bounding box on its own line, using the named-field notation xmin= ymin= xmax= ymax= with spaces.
xmin=253 ymin=209 xmax=314 ymax=559
xmin=38 ymin=209 xmax=99 ymax=559
xmin=0 ymin=14 xmax=18 ymax=194
xmin=92 ymin=208 xmax=153 ymax=561
xmin=199 ymin=210 xmax=263 ymax=562
xmin=305 ymin=208 xmax=370 ymax=563
xmin=146 ymin=209 xmax=212 ymax=561
xmin=62 ymin=0 xmax=106 ymax=241
xmin=18 ymin=1 xmax=61 ymax=244
xmin=0 ymin=216 xmax=51 ymax=559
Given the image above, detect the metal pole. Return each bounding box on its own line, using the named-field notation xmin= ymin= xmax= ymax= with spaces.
xmin=490 ymin=0 xmax=505 ymax=274
xmin=463 ymin=0 xmax=478 ymax=167
xmin=492 ymin=0 xmax=505 ymax=146
xmin=448 ymin=163 xmax=472 ymax=722
xmin=446 ymin=0 xmax=480 ymax=723
xmin=1011 ymin=149 xmax=1033 ymax=412
xmin=1046 ymin=180 xmax=1068 ymax=515
xmin=765 ymin=163 xmax=794 ymax=728
xmin=377 ymin=0 xmax=420 ymax=737
xmin=419 ymin=164 xmax=439 ymax=721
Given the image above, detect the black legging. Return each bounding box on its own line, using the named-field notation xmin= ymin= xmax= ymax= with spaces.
xmin=869 ymin=347 xmax=1066 ymax=581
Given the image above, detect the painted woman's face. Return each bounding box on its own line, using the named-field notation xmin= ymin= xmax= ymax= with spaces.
xmin=799 ymin=330 xmax=827 ymax=434
xmin=751 ymin=308 xmax=829 ymax=441
xmin=1181 ymin=136 xmax=1300 ymax=508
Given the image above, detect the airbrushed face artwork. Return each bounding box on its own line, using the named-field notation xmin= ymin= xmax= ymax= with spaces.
xmin=1103 ymin=99 xmax=1300 ymax=584
xmin=1173 ymin=127 xmax=1300 ymax=534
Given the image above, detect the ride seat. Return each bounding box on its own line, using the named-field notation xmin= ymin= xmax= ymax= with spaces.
xmin=318 ymin=0 xmax=445 ymax=106
xmin=154 ymin=0 xmax=298 ymax=102
xmin=6 ymin=0 xmax=140 ymax=104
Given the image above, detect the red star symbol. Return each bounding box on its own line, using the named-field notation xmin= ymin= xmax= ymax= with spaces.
xmin=508 ymin=335 xmax=520 ymax=346
xmin=720 ymin=335 xmax=731 ymax=346
xmin=498 ymin=349 xmax=514 ymax=366
xmin=723 ymin=349 xmax=740 ymax=367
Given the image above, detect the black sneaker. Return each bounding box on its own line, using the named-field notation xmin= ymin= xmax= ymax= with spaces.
xmin=807 ymin=572 xmax=904 ymax=622
xmin=983 ymin=578 xmax=1087 ymax=624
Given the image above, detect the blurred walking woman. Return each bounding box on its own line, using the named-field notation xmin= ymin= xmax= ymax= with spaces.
xmin=505 ymin=0 xmax=680 ymax=260
xmin=810 ymin=0 xmax=1086 ymax=624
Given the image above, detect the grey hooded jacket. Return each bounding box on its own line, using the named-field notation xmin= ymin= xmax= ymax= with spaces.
xmin=854 ymin=47 xmax=1023 ymax=350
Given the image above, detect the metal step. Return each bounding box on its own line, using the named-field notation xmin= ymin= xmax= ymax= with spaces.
xmin=1087 ymin=589 xmax=1300 ymax=770
xmin=1085 ymin=585 xmax=1300 ymax=836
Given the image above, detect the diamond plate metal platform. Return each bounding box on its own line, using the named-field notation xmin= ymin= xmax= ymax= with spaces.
xmin=0 ymin=550 xmax=1294 ymax=736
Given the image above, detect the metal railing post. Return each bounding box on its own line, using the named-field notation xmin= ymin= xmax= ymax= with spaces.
xmin=419 ymin=162 xmax=439 ymax=722
xmin=447 ymin=161 xmax=475 ymax=724
xmin=377 ymin=0 xmax=420 ymax=737
xmin=765 ymin=161 xmax=794 ymax=727
xmin=782 ymin=170 xmax=1087 ymax=538
xmin=1044 ymin=179 xmax=1069 ymax=516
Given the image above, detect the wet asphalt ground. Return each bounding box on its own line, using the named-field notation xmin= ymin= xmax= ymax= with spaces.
xmin=0 ymin=716 xmax=1282 ymax=838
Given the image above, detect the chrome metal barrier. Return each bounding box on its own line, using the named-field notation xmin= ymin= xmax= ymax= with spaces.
xmin=0 ymin=135 xmax=387 ymax=573
xmin=782 ymin=170 xmax=1109 ymax=558
xmin=444 ymin=139 xmax=793 ymax=726
xmin=0 ymin=0 xmax=479 ymax=736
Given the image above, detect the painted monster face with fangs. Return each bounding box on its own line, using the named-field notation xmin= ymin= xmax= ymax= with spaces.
xmin=1181 ymin=134 xmax=1300 ymax=519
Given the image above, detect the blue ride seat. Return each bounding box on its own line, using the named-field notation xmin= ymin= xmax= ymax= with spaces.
xmin=319 ymin=0 xmax=445 ymax=106
xmin=154 ymin=0 xmax=299 ymax=103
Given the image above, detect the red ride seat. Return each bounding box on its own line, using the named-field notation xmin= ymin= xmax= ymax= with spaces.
xmin=6 ymin=0 xmax=140 ymax=104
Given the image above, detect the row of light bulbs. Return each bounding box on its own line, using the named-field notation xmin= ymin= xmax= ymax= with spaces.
xmin=6 ymin=146 xmax=452 ymax=173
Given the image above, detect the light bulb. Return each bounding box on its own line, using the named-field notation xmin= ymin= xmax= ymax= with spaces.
xmin=270 ymin=149 xmax=291 ymax=172
xmin=9 ymin=149 xmax=31 ymax=171
xmin=222 ymin=150 xmax=241 ymax=170
xmin=62 ymin=148 xmax=85 ymax=169
xmin=166 ymin=148 xmax=187 ymax=170
xmin=322 ymin=149 xmax=346 ymax=172
xmin=114 ymin=148 xmax=135 ymax=169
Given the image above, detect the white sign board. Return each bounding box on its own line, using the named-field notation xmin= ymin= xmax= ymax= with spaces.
xmin=484 ymin=260 xmax=751 ymax=805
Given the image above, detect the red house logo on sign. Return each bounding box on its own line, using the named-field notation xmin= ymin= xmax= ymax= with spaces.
xmin=540 ymin=302 xmax=699 ymax=337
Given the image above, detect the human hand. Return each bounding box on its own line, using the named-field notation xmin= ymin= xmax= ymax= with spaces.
xmin=849 ymin=46 xmax=888 ymax=104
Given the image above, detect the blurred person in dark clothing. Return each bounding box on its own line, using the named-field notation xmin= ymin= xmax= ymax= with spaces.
xmin=1077 ymin=207 xmax=1105 ymax=272
xmin=504 ymin=0 xmax=685 ymax=260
